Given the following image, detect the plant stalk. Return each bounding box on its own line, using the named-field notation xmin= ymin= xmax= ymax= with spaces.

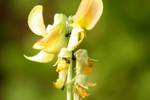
xmin=66 ymin=59 xmax=73 ymax=100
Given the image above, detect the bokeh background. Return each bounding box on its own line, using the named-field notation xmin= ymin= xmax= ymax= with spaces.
xmin=0 ymin=0 xmax=150 ymax=100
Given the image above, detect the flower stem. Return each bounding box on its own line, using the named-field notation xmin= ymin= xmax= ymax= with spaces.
xmin=66 ymin=59 xmax=73 ymax=100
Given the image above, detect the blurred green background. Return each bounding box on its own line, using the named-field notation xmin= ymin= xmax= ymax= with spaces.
xmin=0 ymin=0 xmax=150 ymax=100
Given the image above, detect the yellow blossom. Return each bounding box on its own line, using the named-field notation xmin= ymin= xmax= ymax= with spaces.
xmin=54 ymin=48 xmax=72 ymax=89
xmin=24 ymin=5 xmax=68 ymax=63
xmin=25 ymin=0 xmax=104 ymax=99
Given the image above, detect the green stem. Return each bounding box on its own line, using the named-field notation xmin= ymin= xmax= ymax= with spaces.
xmin=66 ymin=59 xmax=73 ymax=100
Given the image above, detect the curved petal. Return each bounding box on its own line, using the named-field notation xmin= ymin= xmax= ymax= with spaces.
xmin=73 ymin=0 xmax=103 ymax=30
xmin=28 ymin=5 xmax=46 ymax=36
xmin=24 ymin=51 xmax=55 ymax=63
xmin=67 ymin=25 xmax=85 ymax=51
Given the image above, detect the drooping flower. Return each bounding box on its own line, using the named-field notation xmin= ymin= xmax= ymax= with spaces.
xmin=24 ymin=5 xmax=68 ymax=63
xmin=54 ymin=48 xmax=72 ymax=89
xmin=74 ymin=49 xmax=96 ymax=99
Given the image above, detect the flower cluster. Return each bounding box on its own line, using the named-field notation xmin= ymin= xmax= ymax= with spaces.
xmin=25 ymin=0 xmax=103 ymax=100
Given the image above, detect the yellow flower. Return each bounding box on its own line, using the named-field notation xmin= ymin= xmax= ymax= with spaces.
xmin=54 ymin=59 xmax=69 ymax=89
xmin=28 ymin=5 xmax=46 ymax=36
xmin=73 ymin=0 xmax=103 ymax=30
xmin=54 ymin=48 xmax=72 ymax=89
xmin=25 ymin=0 xmax=103 ymax=98
xmin=67 ymin=0 xmax=103 ymax=51
xmin=24 ymin=5 xmax=68 ymax=63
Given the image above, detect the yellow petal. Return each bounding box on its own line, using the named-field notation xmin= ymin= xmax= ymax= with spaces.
xmin=33 ymin=24 xmax=67 ymax=53
xmin=56 ymin=59 xmax=69 ymax=72
xmin=54 ymin=79 xmax=65 ymax=89
xmin=24 ymin=51 xmax=54 ymax=63
xmin=43 ymin=14 xmax=68 ymax=53
xmin=28 ymin=5 xmax=46 ymax=36
xmin=67 ymin=25 xmax=85 ymax=51
xmin=54 ymin=70 xmax=68 ymax=89
xmin=73 ymin=0 xmax=103 ymax=30
xmin=33 ymin=24 xmax=60 ymax=49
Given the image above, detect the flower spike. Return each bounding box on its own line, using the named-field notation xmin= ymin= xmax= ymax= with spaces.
xmin=28 ymin=5 xmax=46 ymax=36
xmin=25 ymin=0 xmax=104 ymax=99
xmin=73 ymin=0 xmax=103 ymax=30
